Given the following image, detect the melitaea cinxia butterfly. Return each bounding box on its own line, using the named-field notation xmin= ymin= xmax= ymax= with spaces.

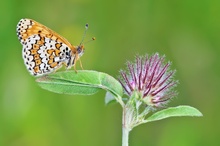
xmin=16 ymin=18 xmax=93 ymax=76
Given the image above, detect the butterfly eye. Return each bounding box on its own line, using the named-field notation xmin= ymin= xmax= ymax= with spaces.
xmin=77 ymin=46 xmax=81 ymax=53
xmin=78 ymin=45 xmax=85 ymax=54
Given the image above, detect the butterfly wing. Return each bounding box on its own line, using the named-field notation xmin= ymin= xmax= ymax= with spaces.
xmin=16 ymin=18 xmax=76 ymax=76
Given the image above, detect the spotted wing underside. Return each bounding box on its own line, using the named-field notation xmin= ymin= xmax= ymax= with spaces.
xmin=16 ymin=18 xmax=75 ymax=76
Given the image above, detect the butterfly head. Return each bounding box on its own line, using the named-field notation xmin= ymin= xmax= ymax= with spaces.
xmin=68 ymin=24 xmax=95 ymax=68
xmin=76 ymin=45 xmax=85 ymax=57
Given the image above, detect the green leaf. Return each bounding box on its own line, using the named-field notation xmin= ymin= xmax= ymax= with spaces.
xmin=145 ymin=105 xmax=203 ymax=123
xmin=36 ymin=70 xmax=123 ymax=97
xmin=105 ymin=91 xmax=117 ymax=105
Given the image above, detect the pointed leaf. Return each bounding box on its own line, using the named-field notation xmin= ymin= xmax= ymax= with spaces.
xmin=36 ymin=70 xmax=123 ymax=97
xmin=145 ymin=105 xmax=203 ymax=123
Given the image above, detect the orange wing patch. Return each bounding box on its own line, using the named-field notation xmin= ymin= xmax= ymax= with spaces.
xmin=16 ymin=18 xmax=86 ymax=76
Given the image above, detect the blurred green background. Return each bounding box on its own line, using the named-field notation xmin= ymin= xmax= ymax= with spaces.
xmin=0 ymin=0 xmax=219 ymax=145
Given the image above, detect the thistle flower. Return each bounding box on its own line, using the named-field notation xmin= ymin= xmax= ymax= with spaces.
xmin=119 ymin=53 xmax=178 ymax=108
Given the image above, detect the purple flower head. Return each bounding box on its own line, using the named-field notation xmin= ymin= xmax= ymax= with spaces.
xmin=119 ymin=53 xmax=178 ymax=108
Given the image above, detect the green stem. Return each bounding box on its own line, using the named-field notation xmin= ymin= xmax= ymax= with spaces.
xmin=122 ymin=106 xmax=131 ymax=146
xmin=122 ymin=125 xmax=129 ymax=146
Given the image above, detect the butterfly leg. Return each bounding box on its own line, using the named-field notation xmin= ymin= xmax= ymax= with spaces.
xmin=78 ymin=57 xmax=84 ymax=70
xmin=73 ymin=55 xmax=78 ymax=73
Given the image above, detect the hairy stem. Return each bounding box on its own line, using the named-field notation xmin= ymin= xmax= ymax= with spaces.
xmin=122 ymin=125 xmax=129 ymax=146
xmin=122 ymin=106 xmax=130 ymax=146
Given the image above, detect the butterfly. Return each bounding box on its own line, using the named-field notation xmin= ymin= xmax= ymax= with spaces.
xmin=16 ymin=18 xmax=93 ymax=76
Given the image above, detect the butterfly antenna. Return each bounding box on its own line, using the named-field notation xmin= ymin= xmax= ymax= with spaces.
xmin=84 ymin=37 xmax=96 ymax=44
xmin=79 ymin=23 xmax=89 ymax=46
